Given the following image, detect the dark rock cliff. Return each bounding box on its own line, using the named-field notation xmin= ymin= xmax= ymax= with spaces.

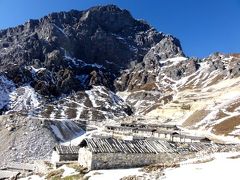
xmin=0 ymin=5 xmax=183 ymax=96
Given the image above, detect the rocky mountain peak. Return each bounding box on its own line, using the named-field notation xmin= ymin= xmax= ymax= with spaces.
xmin=0 ymin=4 xmax=196 ymax=123
xmin=0 ymin=5 xmax=183 ymax=96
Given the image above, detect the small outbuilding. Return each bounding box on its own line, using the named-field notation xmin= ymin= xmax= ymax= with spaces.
xmin=51 ymin=145 xmax=80 ymax=164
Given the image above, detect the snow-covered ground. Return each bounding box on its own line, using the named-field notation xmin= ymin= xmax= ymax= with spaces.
xmin=86 ymin=168 xmax=143 ymax=180
xmin=60 ymin=165 xmax=79 ymax=178
xmin=20 ymin=175 xmax=43 ymax=180
xmin=19 ymin=151 xmax=240 ymax=180
xmin=82 ymin=152 xmax=240 ymax=180
xmin=49 ymin=119 xmax=86 ymax=142
xmin=8 ymin=86 xmax=41 ymax=112
xmin=164 ymin=152 xmax=240 ymax=180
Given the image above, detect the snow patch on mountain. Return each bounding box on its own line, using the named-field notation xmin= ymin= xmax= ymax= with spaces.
xmin=37 ymin=86 xmax=131 ymax=121
xmin=49 ymin=119 xmax=85 ymax=142
xmin=8 ymin=86 xmax=41 ymax=112
xmin=0 ymin=75 xmax=15 ymax=110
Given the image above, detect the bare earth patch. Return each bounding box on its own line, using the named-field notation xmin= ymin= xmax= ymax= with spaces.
xmin=205 ymin=74 xmax=225 ymax=87
xmin=183 ymin=110 xmax=210 ymax=127
xmin=142 ymin=163 xmax=180 ymax=173
xmin=225 ymin=100 xmax=240 ymax=112
xmin=212 ymin=115 xmax=240 ymax=135
xmin=132 ymin=82 xmax=158 ymax=92
xmin=215 ymin=110 xmax=229 ymax=119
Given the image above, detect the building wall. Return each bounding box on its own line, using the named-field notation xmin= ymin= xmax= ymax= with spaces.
xmin=78 ymin=147 xmax=93 ymax=170
xmin=51 ymin=151 xmax=60 ymax=163
xmin=78 ymin=149 xmax=183 ymax=170
xmin=60 ymin=154 xmax=79 ymax=161
xmin=51 ymin=151 xmax=78 ymax=163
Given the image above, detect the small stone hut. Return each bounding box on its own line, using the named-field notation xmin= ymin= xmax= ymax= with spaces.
xmin=51 ymin=145 xmax=80 ymax=164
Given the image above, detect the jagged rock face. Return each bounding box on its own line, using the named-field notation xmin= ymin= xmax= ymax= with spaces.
xmin=0 ymin=5 xmax=186 ymax=122
xmin=114 ymin=35 xmax=186 ymax=92
xmin=116 ymin=52 xmax=240 ymax=116
xmin=0 ymin=5 xmax=177 ymax=96
xmin=0 ymin=5 xmax=239 ymax=121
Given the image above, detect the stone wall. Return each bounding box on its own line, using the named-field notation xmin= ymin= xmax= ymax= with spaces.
xmin=52 ymin=151 xmax=78 ymax=163
xmin=78 ymin=147 xmax=93 ymax=170
xmin=60 ymin=154 xmax=78 ymax=162
xmin=78 ymin=148 xmax=190 ymax=170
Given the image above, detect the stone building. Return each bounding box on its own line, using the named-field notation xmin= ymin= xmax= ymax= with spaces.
xmin=51 ymin=145 xmax=80 ymax=164
xmin=105 ymin=124 xmax=211 ymax=143
xmin=152 ymin=130 xmax=176 ymax=140
xmin=105 ymin=125 xmax=133 ymax=135
xmin=120 ymin=122 xmax=179 ymax=131
xmin=133 ymin=128 xmax=156 ymax=137
xmin=171 ymin=134 xmax=211 ymax=143
xmin=78 ymin=137 xmax=178 ymax=170
xmin=77 ymin=137 xmax=218 ymax=170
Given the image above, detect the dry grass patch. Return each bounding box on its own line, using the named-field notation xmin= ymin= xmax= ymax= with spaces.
xmin=157 ymin=94 xmax=173 ymax=105
xmin=41 ymin=105 xmax=54 ymax=118
xmin=183 ymin=110 xmax=210 ymax=127
xmin=227 ymin=154 xmax=240 ymax=159
xmin=143 ymin=104 xmax=161 ymax=115
xmin=120 ymin=175 xmax=140 ymax=180
xmin=65 ymin=108 xmax=77 ymax=119
xmin=143 ymin=163 xmax=180 ymax=173
xmin=62 ymin=174 xmax=85 ymax=180
xmin=133 ymin=82 xmax=158 ymax=91
xmin=46 ymin=169 xmax=64 ymax=179
xmin=191 ymin=157 xmax=215 ymax=164
xmin=67 ymin=163 xmax=88 ymax=174
xmin=215 ymin=110 xmax=229 ymax=119
xmin=179 ymin=83 xmax=195 ymax=91
xmin=213 ymin=115 xmax=240 ymax=135
xmin=205 ymin=74 xmax=224 ymax=87
xmin=229 ymin=53 xmax=240 ymax=58
xmin=225 ymin=100 xmax=240 ymax=112
xmin=163 ymin=86 xmax=173 ymax=93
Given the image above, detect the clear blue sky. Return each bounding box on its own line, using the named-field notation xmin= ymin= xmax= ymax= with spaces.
xmin=0 ymin=0 xmax=239 ymax=58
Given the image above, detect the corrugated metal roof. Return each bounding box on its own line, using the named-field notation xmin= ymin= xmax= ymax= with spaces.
xmin=172 ymin=134 xmax=211 ymax=141
xmin=54 ymin=145 xmax=79 ymax=155
xmin=79 ymin=138 xmax=220 ymax=154
xmin=80 ymin=138 xmax=169 ymax=154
